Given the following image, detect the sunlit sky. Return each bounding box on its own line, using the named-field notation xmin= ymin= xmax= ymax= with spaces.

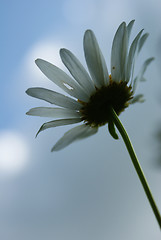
xmin=1 ymin=0 xmax=161 ymax=239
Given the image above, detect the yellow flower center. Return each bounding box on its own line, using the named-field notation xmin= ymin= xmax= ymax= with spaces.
xmin=80 ymin=80 xmax=133 ymax=127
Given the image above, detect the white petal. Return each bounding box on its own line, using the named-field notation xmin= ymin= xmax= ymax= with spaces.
xmin=127 ymin=20 xmax=135 ymax=42
xmin=126 ymin=29 xmax=144 ymax=82
xmin=35 ymin=59 xmax=89 ymax=102
xmin=26 ymin=107 xmax=81 ymax=118
xmin=52 ymin=124 xmax=98 ymax=151
xmin=60 ymin=49 xmax=95 ymax=95
xmin=132 ymin=57 xmax=154 ymax=92
xmin=76 ymin=125 xmax=98 ymax=140
xmin=120 ymin=26 xmax=128 ymax=81
xmin=137 ymin=57 xmax=154 ymax=79
xmin=111 ymin=22 xmax=127 ymax=82
xmin=138 ymin=33 xmax=149 ymax=53
xmin=26 ymin=87 xmax=82 ymax=110
xmin=84 ymin=30 xmax=109 ymax=88
xmin=36 ymin=118 xmax=82 ymax=137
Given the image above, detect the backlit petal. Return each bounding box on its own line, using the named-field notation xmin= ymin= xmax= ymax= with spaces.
xmin=127 ymin=20 xmax=135 ymax=42
xmin=138 ymin=33 xmax=149 ymax=53
xmin=84 ymin=30 xmax=109 ymax=88
xmin=130 ymin=94 xmax=145 ymax=104
xmin=111 ymin=22 xmax=127 ymax=82
xmin=35 ymin=59 xmax=89 ymax=102
xmin=26 ymin=107 xmax=81 ymax=118
xmin=26 ymin=87 xmax=82 ymax=110
xmin=52 ymin=124 xmax=98 ymax=151
xmin=36 ymin=118 xmax=82 ymax=137
xmin=126 ymin=29 xmax=144 ymax=82
xmin=60 ymin=48 xmax=95 ymax=95
xmin=133 ymin=57 xmax=154 ymax=92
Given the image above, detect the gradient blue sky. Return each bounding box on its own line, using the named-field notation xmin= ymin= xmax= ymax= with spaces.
xmin=1 ymin=0 xmax=161 ymax=239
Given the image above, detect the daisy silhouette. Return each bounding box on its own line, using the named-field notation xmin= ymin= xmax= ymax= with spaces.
xmin=26 ymin=20 xmax=153 ymax=151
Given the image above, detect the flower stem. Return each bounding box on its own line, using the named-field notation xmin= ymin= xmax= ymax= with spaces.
xmin=110 ymin=107 xmax=161 ymax=229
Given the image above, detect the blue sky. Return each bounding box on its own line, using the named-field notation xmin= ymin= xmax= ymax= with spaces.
xmin=1 ymin=0 xmax=161 ymax=239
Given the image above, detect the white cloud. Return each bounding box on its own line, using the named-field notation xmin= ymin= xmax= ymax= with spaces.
xmin=0 ymin=131 xmax=30 ymax=176
xmin=18 ymin=38 xmax=69 ymax=96
xmin=24 ymin=39 xmax=64 ymax=84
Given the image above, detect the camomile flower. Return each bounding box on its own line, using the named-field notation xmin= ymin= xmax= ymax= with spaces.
xmin=26 ymin=20 xmax=154 ymax=151
xmin=26 ymin=21 xmax=161 ymax=229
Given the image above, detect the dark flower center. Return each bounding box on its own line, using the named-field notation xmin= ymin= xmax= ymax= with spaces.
xmin=80 ymin=80 xmax=133 ymax=127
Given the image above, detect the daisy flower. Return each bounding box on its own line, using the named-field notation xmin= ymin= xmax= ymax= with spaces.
xmin=26 ymin=20 xmax=153 ymax=151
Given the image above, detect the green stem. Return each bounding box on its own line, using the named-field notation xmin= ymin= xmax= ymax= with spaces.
xmin=110 ymin=107 xmax=161 ymax=229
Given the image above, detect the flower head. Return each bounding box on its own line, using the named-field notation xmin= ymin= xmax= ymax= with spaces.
xmin=26 ymin=20 xmax=154 ymax=151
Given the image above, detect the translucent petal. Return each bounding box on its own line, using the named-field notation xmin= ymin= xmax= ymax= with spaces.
xmin=52 ymin=124 xmax=98 ymax=151
xmin=60 ymin=48 xmax=95 ymax=95
xmin=126 ymin=29 xmax=144 ymax=82
xmin=26 ymin=87 xmax=82 ymax=110
xmin=77 ymin=125 xmax=98 ymax=140
xmin=111 ymin=22 xmax=127 ymax=82
xmin=138 ymin=57 xmax=154 ymax=78
xmin=120 ymin=26 xmax=128 ymax=81
xmin=35 ymin=59 xmax=89 ymax=102
xmin=26 ymin=107 xmax=81 ymax=118
xmin=132 ymin=57 xmax=154 ymax=92
xmin=127 ymin=20 xmax=135 ymax=42
xmin=84 ymin=30 xmax=109 ymax=88
xmin=138 ymin=33 xmax=149 ymax=53
xmin=130 ymin=94 xmax=145 ymax=104
xmin=36 ymin=118 xmax=82 ymax=137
